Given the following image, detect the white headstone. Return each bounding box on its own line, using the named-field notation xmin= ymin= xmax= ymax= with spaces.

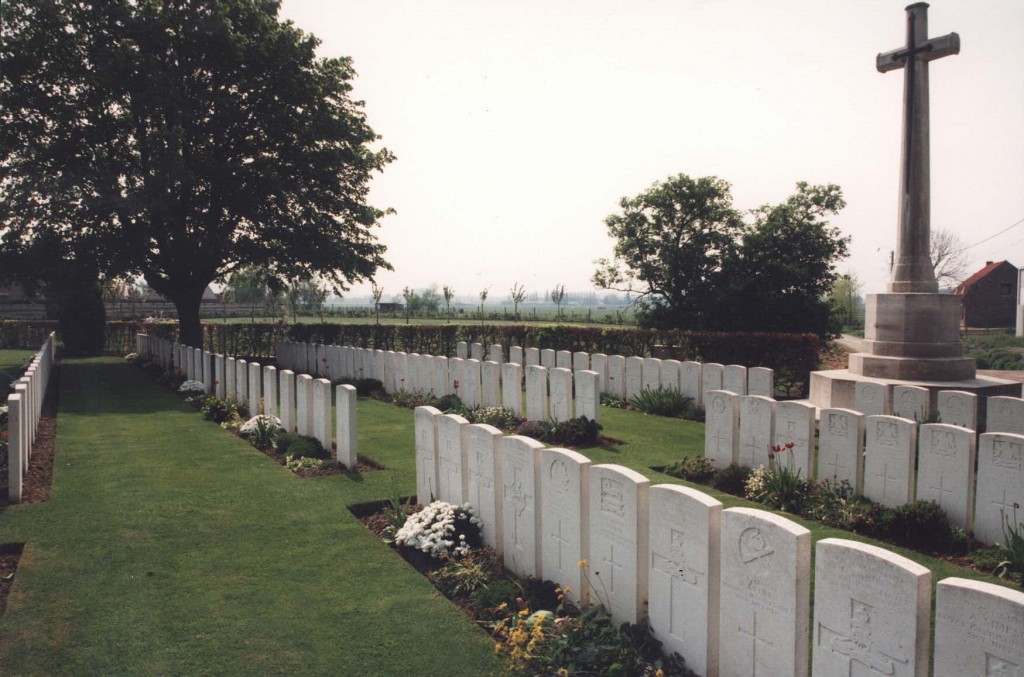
xmin=625 ymin=356 xmax=644 ymax=402
xmin=465 ymin=423 xmax=504 ymax=554
xmin=987 ymin=396 xmax=1024 ymax=435
xmin=588 ymin=464 xmax=650 ymax=625
xmin=607 ymin=355 xmax=626 ymax=400
xmin=215 ymin=354 xmax=226 ymax=399
xmin=470 ymin=342 xmax=484 ymax=361
xmin=719 ymin=507 xmax=811 ymax=677
xmin=573 ymin=351 xmax=589 ymax=373
xmin=854 ymin=381 xmax=892 ymax=417
xmin=575 ymin=370 xmax=600 ymax=422
xmin=892 ymin=385 xmax=930 ymax=423
xmin=201 ymin=350 xmax=212 ymax=393
xmin=279 ymin=370 xmax=295 ymax=432
xmin=738 ymin=396 xmax=775 ymax=470
xmin=723 ymin=364 xmax=748 ymax=396
xmin=774 ymin=401 xmax=815 ymax=478
xmin=818 ymin=408 xmax=866 ymax=491
xmin=555 ymin=350 xmax=571 ymax=370
xmin=680 ymin=361 xmax=702 ymax=404
xmin=295 ymin=374 xmax=313 ymax=436
xmin=936 ymin=389 xmax=977 ymax=430
xmin=448 ymin=357 xmax=465 ymax=401
xmin=312 ymin=378 xmax=332 ymax=451
xmin=509 ymin=345 xmax=524 ymax=365
xmin=263 ymin=366 xmax=278 ymax=419
xmin=248 ymin=362 xmax=262 ymax=415
xmin=549 ymin=368 xmax=573 ymax=423
xmin=813 ymin=538 xmax=930 ymax=677
xmin=432 ymin=355 xmax=449 ymax=397
xmin=863 ymin=415 xmax=917 ymax=508
xmin=934 ymin=577 xmax=1024 ymax=677
xmin=541 ymin=348 xmax=556 ymax=370
xmin=705 ymin=390 xmax=739 ymax=468
xmin=501 ymin=362 xmax=523 ymax=416
xmin=7 ymin=394 xmax=22 ymax=502
xmin=236 ymin=359 xmax=248 ymax=409
xmin=660 ymin=359 xmax=682 ymax=393
xmin=501 ymin=435 xmax=544 ymax=577
xmin=489 ymin=344 xmax=502 ymax=364
xmin=648 ymin=484 xmax=722 ymax=677
xmin=335 ymin=384 xmax=357 ymax=469
xmin=541 ymin=448 xmax=591 ymax=603
xmin=316 ymin=344 xmax=328 ymax=378
xmin=436 ymin=414 xmax=469 ymax=505
xmin=641 ymin=357 xmax=662 ymax=393
xmin=481 ymin=361 xmax=501 ymax=408
xmin=974 ymin=431 xmax=1024 ymax=545
xmin=748 ymin=367 xmax=774 ymax=398
xmin=701 ymin=363 xmax=724 ymax=403
xmin=917 ymin=423 xmax=976 ymax=532
xmin=591 ymin=353 xmax=609 ymax=394
xmin=525 ymin=347 xmax=540 ymax=367
xmin=225 ymin=357 xmax=237 ymax=400
xmin=525 ymin=365 xmax=549 ymax=422
xmin=414 ymin=406 xmax=441 ymax=503
xmin=456 ymin=341 xmax=468 ymax=359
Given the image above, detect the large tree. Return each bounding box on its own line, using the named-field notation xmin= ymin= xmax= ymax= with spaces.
xmin=594 ymin=175 xmax=849 ymax=337
xmin=1 ymin=0 xmax=392 ymax=347
xmin=592 ymin=174 xmax=745 ymax=329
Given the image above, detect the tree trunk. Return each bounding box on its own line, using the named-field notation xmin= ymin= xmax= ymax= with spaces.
xmin=171 ymin=291 xmax=204 ymax=348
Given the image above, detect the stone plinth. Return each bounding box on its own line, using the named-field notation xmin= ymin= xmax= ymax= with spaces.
xmin=848 ymin=293 xmax=975 ymax=381
xmin=809 ymin=369 xmax=1020 ymax=423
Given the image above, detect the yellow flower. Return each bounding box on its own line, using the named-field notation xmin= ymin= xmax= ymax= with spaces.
xmin=494 ymin=642 xmax=503 ymax=655
xmin=577 ymin=559 xmax=587 ymax=568
xmin=554 ymin=587 xmax=562 ymax=594
xmin=656 ymin=670 xmax=664 ymax=677
xmin=563 ymin=586 xmax=571 ymax=594
xmin=556 ymin=669 xmax=569 ymax=677
xmin=519 ymin=609 xmax=530 ymax=617
xmin=510 ymin=646 xmax=523 ymax=660
xmin=497 ymin=602 xmax=508 ymax=611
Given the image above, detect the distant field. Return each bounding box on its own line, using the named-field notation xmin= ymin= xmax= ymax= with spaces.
xmin=201 ymin=307 xmax=637 ymax=327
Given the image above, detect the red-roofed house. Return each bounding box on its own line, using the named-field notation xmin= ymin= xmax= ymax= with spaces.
xmin=954 ymin=260 xmax=1019 ymax=328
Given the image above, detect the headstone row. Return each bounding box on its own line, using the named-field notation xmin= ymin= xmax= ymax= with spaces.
xmin=6 ymin=332 xmax=57 ymax=503
xmin=137 ymin=335 xmax=359 ymax=469
xmin=414 ymin=405 xmax=1023 ymax=677
xmin=705 ymin=389 xmax=1024 ymax=544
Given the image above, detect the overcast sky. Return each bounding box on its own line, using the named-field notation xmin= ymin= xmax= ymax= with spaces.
xmin=279 ymin=0 xmax=1024 ymax=303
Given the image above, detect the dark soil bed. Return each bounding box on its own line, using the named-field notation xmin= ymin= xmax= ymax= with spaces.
xmin=0 ymin=543 xmax=25 ymax=617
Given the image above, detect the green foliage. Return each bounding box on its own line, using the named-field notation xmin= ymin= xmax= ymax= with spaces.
xmin=427 ymin=548 xmax=498 ymax=598
xmin=601 ymin=393 xmax=627 ymax=408
xmin=200 ymin=396 xmax=239 ymax=424
xmin=431 ymin=393 xmax=464 ymax=413
xmin=389 ymin=389 xmax=435 ymax=409
xmin=711 ymin=463 xmax=752 ymax=496
xmin=1 ymin=0 xmax=393 ymax=346
xmin=995 ymin=506 xmax=1024 ymax=586
xmin=513 ymin=419 xmax=554 ymax=440
xmin=275 ymin=432 xmax=328 ymax=460
xmin=470 ymin=579 xmax=521 ymax=615
xmin=883 ymin=500 xmax=969 ymax=554
xmin=630 ymin=387 xmax=691 ymax=417
xmin=594 ymin=174 xmax=849 ymax=339
xmin=351 ymin=378 xmax=385 ymax=397
xmin=662 ymin=457 xmax=717 ymax=484
xmin=744 ymin=443 xmax=813 ymax=513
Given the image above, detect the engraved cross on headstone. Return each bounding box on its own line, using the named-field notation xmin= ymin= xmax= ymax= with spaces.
xmin=877 ymin=3 xmax=960 ymax=292
xmin=739 ymin=611 xmax=774 ymax=677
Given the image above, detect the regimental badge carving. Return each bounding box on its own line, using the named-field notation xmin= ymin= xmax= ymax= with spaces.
xmin=931 ymin=429 xmax=958 ymax=458
xmin=993 ymin=440 xmax=1022 ymax=471
xmin=877 ymin=421 xmax=898 ymax=447
xmin=600 ymin=477 xmax=625 ymax=517
xmin=828 ymin=413 xmax=848 ymax=437
xmin=712 ymin=395 xmax=726 ymax=414
xmin=549 ymin=458 xmax=570 ymax=495
xmin=739 ymin=527 xmax=774 ymax=563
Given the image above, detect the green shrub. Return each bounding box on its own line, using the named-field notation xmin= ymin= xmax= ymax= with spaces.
xmin=471 ymin=579 xmax=521 ymax=615
xmin=546 ymin=417 xmax=602 ymax=447
xmin=352 ymin=378 xmax=385 ymax=397
xmin=883 ymin=500 xmax=967 ymax=554
xmin=682 ymin=402 xmax=705 ymax=423
xmin=390 ymin=389 xmax=434 ymax=409
xmin=711 ymin=463 xmax=752 ymax=496
xmin=275 ymin=432 xmax=328 ymax=460
xmin=663 ymin=456 xmax=717 ymax=484
xmin=630 ymin=387 xmax=691 ymax=417
xmin=995 ymin=506 xmax=1024 ymax=586
xmin=431 ymin=393 xmax=463 ymax=412
xmin=600 ymin=393 xmax=627 ymax=409
xmin=200 ymin=396 xmax=239 ymax=424
xmin=427 ymin=548 xmax=497 ymax=597
xmin=513 ymin=419 xmax=554 ymax=440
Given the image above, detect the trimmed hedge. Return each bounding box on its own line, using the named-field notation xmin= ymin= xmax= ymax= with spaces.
xmin=0 ymin=321 xmax=821 ymax=395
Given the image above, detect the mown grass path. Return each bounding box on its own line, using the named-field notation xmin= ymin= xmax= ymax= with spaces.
xmin=0 ymin=358 xmax=500 ymax=675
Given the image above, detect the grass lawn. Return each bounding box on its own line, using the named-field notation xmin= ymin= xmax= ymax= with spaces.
xmin=0 ymin=358 xmax=500 ymax=675
xmin=0 ymin=349 xmax=36 ymax=393
xmin=0 ymin=355 xmax=1014 ymax=673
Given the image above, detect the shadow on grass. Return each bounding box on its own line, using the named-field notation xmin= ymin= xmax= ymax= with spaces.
xmin=58 ymin=358 xmax=192 ymax=417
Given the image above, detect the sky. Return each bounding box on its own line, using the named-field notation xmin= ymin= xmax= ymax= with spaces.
xmin=278 ymin=0 xmax=1024 ymax=304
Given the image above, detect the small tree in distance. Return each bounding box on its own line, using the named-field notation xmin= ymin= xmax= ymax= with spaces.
xmin=479 ymin=288 xmax=489 ymax=323
xmin=443 ymin=285 xmax=455 ymax=322
xmin=372 ymin=283 xmax=384 ymax=325
xmin=550 ymin=285 xmax=567 ymax=321
xmin=510 ymin=283 xmax=527 ymax=318
xmin=402 ymin=286 xmax=415 ymax=324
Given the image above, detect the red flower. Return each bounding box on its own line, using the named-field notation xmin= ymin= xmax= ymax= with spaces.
xmin=785 ymin=442 xmax=795 ymax=450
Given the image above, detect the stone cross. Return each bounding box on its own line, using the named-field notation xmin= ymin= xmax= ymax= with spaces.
xmin=877 ymin=2 xmax=959 ymax=293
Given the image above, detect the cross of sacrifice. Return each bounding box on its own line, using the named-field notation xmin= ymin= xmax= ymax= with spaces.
xmin=876 ymin=2 xmax=960 ymax=293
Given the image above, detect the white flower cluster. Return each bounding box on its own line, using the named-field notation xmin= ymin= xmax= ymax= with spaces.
xmin=124 ymin=352 xmax=139 ymax=361
xmin=394 ymin=500 xmax=482 ymax=558
xmin=0 ymin=404 xmax=8 ymax=426
xmin=744 ymin=465 xmax=768 ymax=500
xmin=177 ymin=380 xmax=207 ymax=395
xmin=239 ymin=414 xmax=282 ymax=436
xmin=285 ymin=455 xmax=329 ymax=472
